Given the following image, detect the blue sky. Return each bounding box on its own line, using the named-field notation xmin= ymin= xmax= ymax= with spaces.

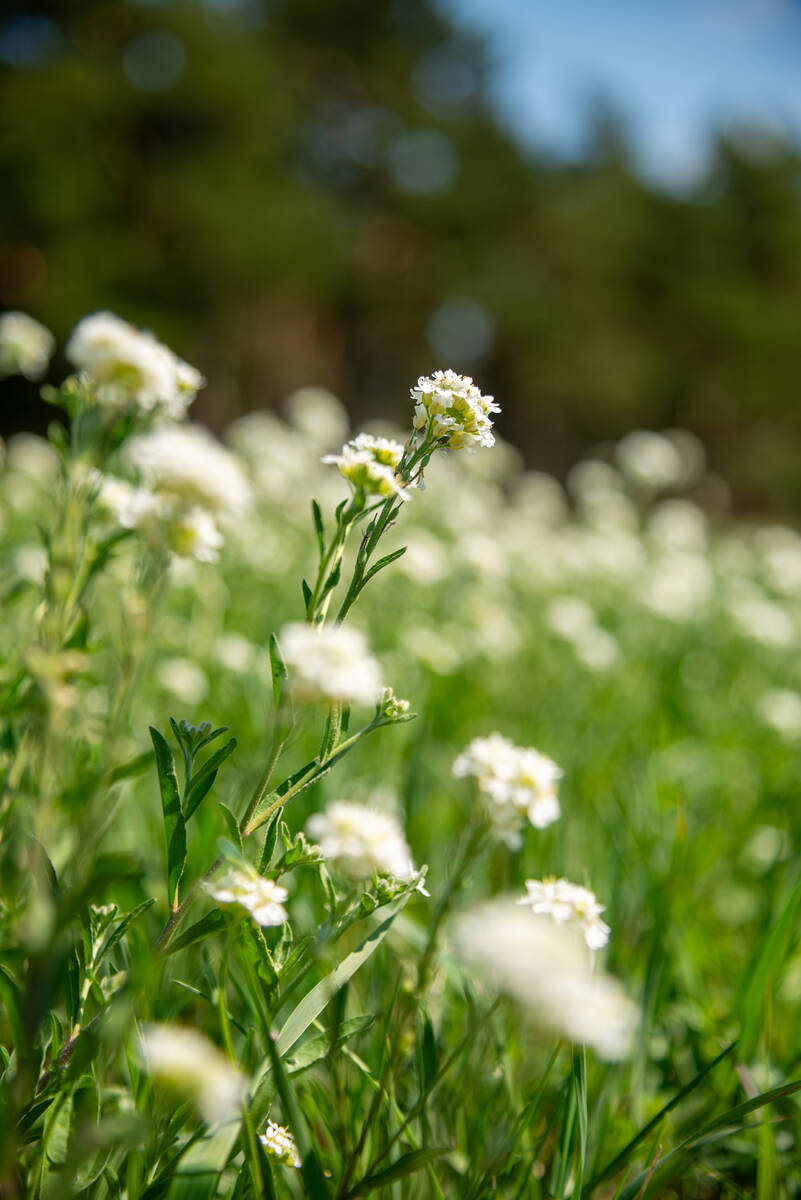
xmin=438 ymin=0 xmax=801 ymax=189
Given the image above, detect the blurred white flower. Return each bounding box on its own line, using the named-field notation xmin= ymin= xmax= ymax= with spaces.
xmin=94 ymin=474 xmax=164 ymax=531
xmin=648 ymin=499 xmax=708 ymax=553
xmin=411 ymin=369 xmax=499 ymax=451
xmin=6 ymin=433 xmax=60 ymax=482
xmin=755 ymin=526 xmax=801 ymax=597
xmin=757 ymin=689 xmax=801 ymax=741
xmin=452 ymin=734 xmax=561 ymax=846
xmin=280 ymin=622 xmax=383 ymax=706
xmin=0 ymin=311 xmax=55 ymax=380
xmin=323 ymin=433 xmax=410 ymax=499
xmin=453 ymin=900 xmax=638 ymax=1060
xmin=170 ymin=507 xmax=224 ymax=563
xmin=156 ymin=657 xmax=209 ymax=704
xmin=615 ymin=430 xmax=686 ymax=491
xmin=66 ymin=311 xmax=204 ymax=418
xmin=729 ymin=595 xmax=795 ymax=646
xmin=139 ymin=1024 xmax=245 ymax=1124
xmin=307 ymin=799 xmax=417 ymax=881
xmin=14 ymin=544 xmax=48 ymax=585
xmin=204 ymin=865 xmax=288 ymax=927
xmin=260 ymin=1120 xmax=301 ymax=1168
xmin=127 ymin=425 xmax=252 ymax=517
xmin=644 ymin=554 xmax=713 ymax=620
xmin=216 ymin=632 xmax=261 ymax=672
xmin=284 ymin=385 xmax=349 ymax=450
xmin=518 ymin=877 xmax=610 ymax=950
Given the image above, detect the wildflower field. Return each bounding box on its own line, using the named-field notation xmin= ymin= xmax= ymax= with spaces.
xmin=2 ymin=310 xmax=801 ymax=1198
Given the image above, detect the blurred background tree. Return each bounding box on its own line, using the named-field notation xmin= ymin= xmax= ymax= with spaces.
xmin=2 ymin=0 xmax=801 ymax=512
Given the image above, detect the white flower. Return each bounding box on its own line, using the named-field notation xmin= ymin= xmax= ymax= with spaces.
xmin=323 ymin=433 xmax=410 ymax=500
xmin=453 ymin=900 xmax=638 ymax=1060
xmin=127 ymin=425 xmax=252 ymax=516
xmin=757 ymin=689 xmax=801 ymax=741
xmin=452 ymin=734 xmax=561 ymax=846
xmin=307 ymin=800 xmax=417 ymax=881
xmin=518 ymin=878 xmax=611 ymax=950
xmin=0 ymin=311 xmax=55 ymax=380
xmin=139 ymin=1024 xmax=245 ymax=1124
xmin=259 ymin=1120 xmax=301 ymax=1168
xmin=94 ymin=473 xmax=165 ymax=531
xmin=66 ymin=311 xmax=204 ymax=418
xmin=411 ymin=369 xmax=500 ymax=451
xmin=204 ymin=865 xmax=288 ymax=927
xmin=156 ymin=657 xmax=209 ymax=704
xmin=170 ymin=507 xmax=224 ymax=563
xmin=280 ymin=623 xmax=383 ymax=706
xmin=615 ymin=430 xmax=685 ymax=491
xmin=729 ymin=595 xmax=796 ymax=647
xmin=284 ymin=385 xmax=349 ymax=450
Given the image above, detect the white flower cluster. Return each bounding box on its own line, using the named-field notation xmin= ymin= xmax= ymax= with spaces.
xmin=96 ymin=425 xmax=253 ymax=563
xmin=139 ymin=1024 xmax=245 ymax=1124
xmin=280 ymin=623 xmax=383 ymax=706
xmin=307 ymin=800 xmax=417 ymax=882
xmin=323 ymin=433 xmax=410 ymax=500
xmin=454 ymin=901 xmax=638 ymax=1060
xmin=0 ymin=311 xmax=55 ymax=381
xmin=411 ymin=369 xmax=500 ymax=451
xmin=204 ymin=864 xmax=288 ymax=927
xmin=452 ymin=734 xmax=561 ymax=846
xmin=259 ymin=1120 xmax=301 ymax=1169
xmin=66 ymin=311 xmax=204 ymax=419
xmin=518 ymin=877 xmax=610 ymax=950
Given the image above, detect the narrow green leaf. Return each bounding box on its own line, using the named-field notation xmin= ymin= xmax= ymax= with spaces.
xmin=320 ymin=559 xmax=341 ymax=602
xmin=259 ymin=807 xmax=283 ymax=872
xmin=344 ymin=1147 xmax=448 ymax=1197
xmin=268 ymin=634 xmax=287 ymax=709
xmin=96 ymin=898 xmax=156 ymax=965
xmin=359 ymin=546 xmax=407 ymax=591
xmin=108 ymin=751 xmax=153 ymax=785
xmin=275 ymin=896 xmax=411 ymax=1056
xmin=185 ymin=738 xmax=237 ymax=820
xmin=301 ymin=579 xmax=312 ymax=616
xmin=167 ymin=1122 xmax=241 ymax=1200
xmin=150 ymin=727 xmax=187 ymax=910
xmin=311 ymin=500 xmax=325 ymax=557
xmin=588 ymin=1041 xmax=736 ymax=1189
xmin=217 ymin=803 xmax=243 ymax=852
xmin=264 ymin=1033 xmax=331 ymax=1199
xmin=738 ymin=875 xmax=801 ymax=1059
xmin=165 ymin=910 xmax=227 ymax=956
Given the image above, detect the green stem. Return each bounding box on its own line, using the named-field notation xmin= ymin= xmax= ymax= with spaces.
xmin=416 ymin=818 xmax=489 ymax=992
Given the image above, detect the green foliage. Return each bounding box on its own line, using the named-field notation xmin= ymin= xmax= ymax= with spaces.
xmin=3 ymin=327 xmax=801 ymax=1200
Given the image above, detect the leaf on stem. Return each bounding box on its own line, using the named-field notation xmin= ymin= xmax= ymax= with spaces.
xmin=150 ymin=727 xmax=187 ymax=911
xmin=268 ymin=634 xmax=287 ymax=710
xmin=311 ymin=500 xmax=325 ymax=558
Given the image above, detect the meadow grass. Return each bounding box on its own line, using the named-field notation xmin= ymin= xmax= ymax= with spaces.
xmin=1 ymin=314 xmax=801 ymax=1197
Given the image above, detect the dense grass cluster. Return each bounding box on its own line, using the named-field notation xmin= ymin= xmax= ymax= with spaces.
xmin=1 ymin=312 xmax=801 ymax=1198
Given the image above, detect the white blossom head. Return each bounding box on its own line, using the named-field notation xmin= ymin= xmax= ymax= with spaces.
xmin=66 ymin=311 xmax=204 ymax=418
xmin=204 ymin=864 xmax=288 ymax=927
xmin=139 ymin=1024 xmax=246 ymax=1124
xmin=518 ymin=877 xmax=610 ymax=950
xmin=323 ymin=433 xmax=410 ymax=500
xmin=259 ymin=1120 xmax=301 ymax=1169
xmin=306 ymin=800 xmax=417 ymax=882
xmin=411 ymin=370 xmax=499 ymax=451
xmin=0 ymin=311 xmax=55 ymax=381
xmin=126 ymin=424 xmax=253 ymax=517
xmin=452 ymin=734 xmax=561 ymax=847
xmin=280 ymin=623 xmax=383 ymax=706
xmin=453 ymin=900 xmax=638 ymax=1060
